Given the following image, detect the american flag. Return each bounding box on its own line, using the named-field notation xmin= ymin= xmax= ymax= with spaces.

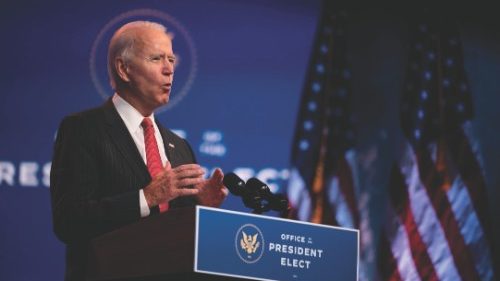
xmin=285 ymin=6 xmax=373 ymax=277
xmin=286 ymin=6 xmax=358 ymax=227
xmin=378 ymin=16 xmax=496 ymax=281
xmin=285 ymin=7 xmax=375 ymax=278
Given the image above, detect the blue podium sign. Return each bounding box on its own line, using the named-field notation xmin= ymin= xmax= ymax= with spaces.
xmin=194 ymin=206 xmax=359 ymax=281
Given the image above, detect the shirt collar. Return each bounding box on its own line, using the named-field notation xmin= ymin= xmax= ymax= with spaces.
xmin=112 ymin=93 xmax=156 ymax=132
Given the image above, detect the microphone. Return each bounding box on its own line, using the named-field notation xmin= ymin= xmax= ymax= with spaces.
xmin=268 ymin=193 xmax=290 ymax=213
xmin=222 ymin=172 xmax=246 ymax=196
xmin=245 ymin=178 xmax=289 ymax=213
xmin=223 ymin=173 xmax=265 ymax=211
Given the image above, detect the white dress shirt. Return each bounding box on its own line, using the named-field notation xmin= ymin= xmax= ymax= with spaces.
xmin=112 ymin=93 xmax=168 ymax=217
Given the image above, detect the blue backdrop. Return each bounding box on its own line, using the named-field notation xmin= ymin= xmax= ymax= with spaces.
xmin=1 ymin=1 xmax=498 ymax=280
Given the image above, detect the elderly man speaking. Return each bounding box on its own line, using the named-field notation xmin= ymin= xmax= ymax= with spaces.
xmin=50 ymin=21 xmax=228 ymax=281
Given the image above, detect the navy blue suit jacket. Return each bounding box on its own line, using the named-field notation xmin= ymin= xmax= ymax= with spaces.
xmin=50 ymin=100 xmax=197 ymax=280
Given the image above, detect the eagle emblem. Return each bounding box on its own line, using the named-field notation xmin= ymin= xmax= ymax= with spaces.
xmin=240 ymin=231 xmax=260 ymax=254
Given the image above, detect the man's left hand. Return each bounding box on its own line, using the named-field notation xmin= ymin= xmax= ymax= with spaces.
xmin=195 ymin=168 xmax=228 ymax=207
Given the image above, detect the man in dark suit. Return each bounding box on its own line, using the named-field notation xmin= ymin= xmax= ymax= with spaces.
xmin=50 ymin=21 xmax=228 ymax=280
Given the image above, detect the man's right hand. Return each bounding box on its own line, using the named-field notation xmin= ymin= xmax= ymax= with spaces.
xmin=143 ymin=162 xmax=203 ymax=208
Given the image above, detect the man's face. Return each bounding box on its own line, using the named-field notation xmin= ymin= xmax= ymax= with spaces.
xmin=125 ymin=28 xmax=175 ymax=112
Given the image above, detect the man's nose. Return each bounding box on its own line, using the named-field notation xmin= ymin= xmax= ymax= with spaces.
xmin=162 ymin=61 xmax=174 ymax=75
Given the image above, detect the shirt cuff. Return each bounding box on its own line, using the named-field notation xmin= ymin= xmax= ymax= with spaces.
xmin=139 ymin=189 xmax=151 ymax=217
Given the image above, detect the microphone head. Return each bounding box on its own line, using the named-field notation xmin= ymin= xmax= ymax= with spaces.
xmin=222 ymin=173 xmax=270 ymax=213
xmin=222 ymin=172 xmax=246 ymax=196
xmin=246 ymin=178 xmax=271 ymax=197
xmin=247 ymin=177 xmax=289 ymax=212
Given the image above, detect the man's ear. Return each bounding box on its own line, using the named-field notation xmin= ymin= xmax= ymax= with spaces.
xmin=115 ymin=58 xmax=131 ymax=83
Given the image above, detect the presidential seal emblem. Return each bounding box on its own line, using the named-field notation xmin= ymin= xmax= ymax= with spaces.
xmin=241 ymin=231 xmax=260 ymax=254
xmin=235 ymin=224 xmax=265 ymax=264
xmin=89 ymin=8 xmax=197 ymax=113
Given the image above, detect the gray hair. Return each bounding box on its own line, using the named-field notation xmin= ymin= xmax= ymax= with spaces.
xmin=107 ymin=21 xmax=168 ymax=89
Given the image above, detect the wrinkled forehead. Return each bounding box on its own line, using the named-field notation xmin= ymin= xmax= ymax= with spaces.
xmin=133 ymin=28 xmax=173 ymax=54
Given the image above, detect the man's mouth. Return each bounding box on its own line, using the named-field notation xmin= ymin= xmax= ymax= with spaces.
xmin=161 ymin=83 xmax=172 ymax=92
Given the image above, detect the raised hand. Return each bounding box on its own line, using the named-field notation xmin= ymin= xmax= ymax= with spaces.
xmin=143 ymin=162 xmax=204 ymax=207
xmin=195 ymin=168 xmax=229 ymax=207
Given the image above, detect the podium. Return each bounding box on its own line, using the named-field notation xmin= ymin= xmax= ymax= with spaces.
xmin=86 ymin=206 xmax=358 ymax=281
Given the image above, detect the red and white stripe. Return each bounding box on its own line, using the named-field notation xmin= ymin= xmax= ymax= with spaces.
xmin=326 ymin=150 xmax=360 ymax=229
xmin=400 ymin=143 xmax=461 ymax=281
xmin=287 ymin=167 xmax=312 ymax=221
xmin=382 ymin=135 xmax=494 ymax=280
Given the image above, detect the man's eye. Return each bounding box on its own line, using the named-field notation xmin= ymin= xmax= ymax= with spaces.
xmin=151 ymin=56 xmax=161 ymax=61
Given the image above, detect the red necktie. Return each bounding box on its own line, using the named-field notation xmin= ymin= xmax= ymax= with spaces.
xmin=141 ymin=117 xmax=168 ymax=212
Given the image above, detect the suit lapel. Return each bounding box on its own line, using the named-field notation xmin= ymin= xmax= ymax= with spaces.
xmin=156 ymin=120 xmax=178 ymax=167
xmin=102 ymin=99 xmax=150 ymax=181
